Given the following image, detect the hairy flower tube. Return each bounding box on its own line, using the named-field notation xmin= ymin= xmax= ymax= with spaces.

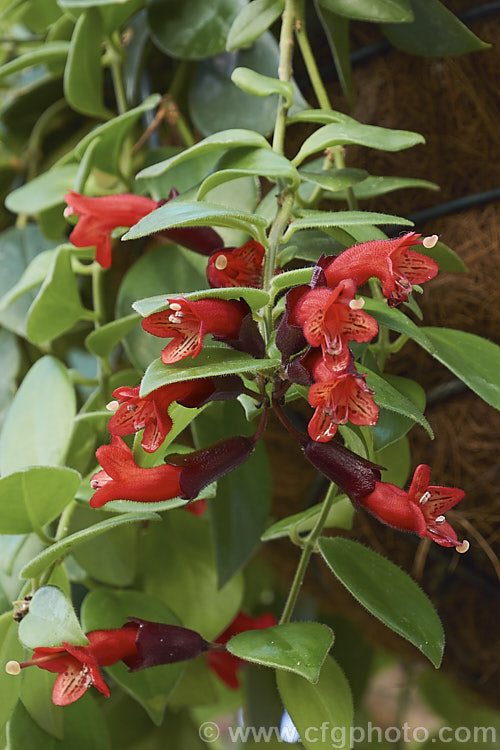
xmin=141 ymin=296 xmax=256 ymax=364
xmin=64 ymin=191 xmax=157 ymax=268
xmin=323 ymin=232 xmax=439 ymax=307
xmin=206 ymin=241 xmax=265 ymax=288
xmin=305 ymin=440 xmax=468 ymax=551
xmin=90 ymin=434 xmax=256 ymax=508
xmin=288 ymin=278 xmax=378 ymax=358
xmin=206 ymin=611 xmax=278 ymax=689
xmin=6 ymin=619 xmax=211 ymax=706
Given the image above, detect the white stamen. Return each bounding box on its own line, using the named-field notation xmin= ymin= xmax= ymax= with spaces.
xmin=349 ymin=298 xmax=365 ymax=310
xmin=214 ymin=255 xmax=228 ymax=270
xmin=168 ymin=314 xmax=179 ymax=324
xmin=106 ymin=400 xmax=120 ymax=413
xmin=6 ymin=661 xmax=21 ymax=676
xmin=435 ymin=515 xmax=446 ymax=524
xmin=423 ymin=234 xmax=438 ymax=249
xmin=419 ymin=491 xmax=431 ymax=505
xmin=63 ymin=206 xmax=75 ymax=219
xmin=169 ymin=302 xmax=182 ymax=311
xmin=456 ymin=539 xmax=470 ymax=554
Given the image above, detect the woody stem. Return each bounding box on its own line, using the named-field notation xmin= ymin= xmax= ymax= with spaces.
xmin=279 ymin=482 xmax=338 ymax=624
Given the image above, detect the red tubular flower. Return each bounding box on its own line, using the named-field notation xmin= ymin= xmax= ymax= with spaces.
xmin=207 ymin=241 xmax=265 ymax=288
xmin=8 ymin=619 xmax=210 ymax=706
xmin=64 ymin=191 xmax=157 ymax=268
xmin=141 ymin=296 xmax=256 ymax=364
xmin=90 ymin=433 xmax=256 ymax=508
xmin=206 ymin=611 xmax=278 ymax=689
xmin=289 ymin=279 xmax=378 ymax=358
xmin=323 ymin=232 xmax=439 ymax=307
xmin=307 ymin=352 xmax=379 ymax=442
xmin=107 ymin=378 xmax=225 ymax=453
xmin=360 ymin=464 xmax=468 ymax=550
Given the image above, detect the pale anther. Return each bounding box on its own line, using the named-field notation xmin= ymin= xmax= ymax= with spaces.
xmin=169 ymin=302 xmax=182 ymax=311
xmin=456 ymin=539 xmax=470 ymax=554
xmin=106 ymin=400 xmax=120 ymax=413
xmin=423 ymin=234 xmax=438 ymax=249
xmin=6 ymin=661 xmax=21 ymax=676
xmin=214 ymin=255 xmax=228 ymax=270
xmin=349 ymin=298 xmax=365 ymax=310
xmin=435 ymin=515 xmax=446 ymax=524
xmin=419 ymin=491 xmax=431 ymax=505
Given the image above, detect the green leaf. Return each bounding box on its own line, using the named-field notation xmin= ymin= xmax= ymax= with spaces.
xmin=0 ymin=330 xmax=20 ymax=433
xmin=228 ymin=623 xmax=333 ymax=683
xmin=319 ymin=0 xmax=413 ymax=22
xmin=0 ymin=614 xmax=24 ymax=734
xmin=270 ymin=268 xmax=313 ymax=296
xmin=419 ymin=327 xmax=500 ymax=410
xmin=0 ymin=467 xmax=80 ymax=535
xmin=372 ymin=374 xmax=426 ymax=451
xmin=81 ymin=589 xmax=184 ymax=725
xmin=63 ymin=8 xmax=111 ymax=119
xmin=123 ymin=200 xmax=267 ymax=243
xmin=231 ymin=67 xmax=293 ymax=106
xmin=19 ymin=663 xmax=64 ymax=739
xmin=0 ymin=249 xmax=56 ymax=312
xmin=0 ymin=356 xmax=76 ymax=475
xmin=226 ymin=0 xmax=284 ymax=51
xmin=147 ymin=0 xmax=245 ymax=60
xmin=18 ymin=585 xmax=88 ymax=648
xmin=138 ymin=511 xmax=243 ymax=640
xmin=299 ymin=167 xmax=367 ymax=194
xmin=0 ymin=42 xmax=70 ymax=80
xmin=197 ymin=147 xmax=300 ymax=199
xmin=26 ymin=246 xmax=88 ymax=344
xmin=140 ymin=349 xmax=280 ymax=397
xmin=261 ymin=495 xmax=353 ymax=541
xmin=74 ymin=94 xmax=161 ymax=175
xmin=19 ymin=512 xmax=159 ymax=580
xmin=137 ymin=129 xmax=271 ymax=180
xmin=283 ymin=210 xmax=412 ymax=240
xmin=133 ymin=287 xmax=270 ymax=317
xmin=277 ymin=656 xmax=353 ymax=750
xmin=85 ymin=313 xmax=140 ymax=357
xmin=278 ymin=229 xmax=345 ymax=264
xmin=382 ymin=0 xmax=489 ymax=56
xmin=287 ymin=108 xmax=351 ymax=126
xmin=420 ymin=240 xmax=467 ymax=273
xmin=0 ymin=227 xmax=58 ymax=337
xmin=360 ymin=365 xmax=433 ymax=438
xmin=65 ymin=412 xmax=109 ymax=477
xmin=375 ymin=435 xmax=411 ymax=487
xmin=319 ymin=538 xmax=444 ymax=666
xmin=292 ymin=121 xmax=424 ymax=166
xmin=336 ymin=175 xmax=439 ymax=200
xmin=314 ymin=2 xmax=353 ymax=106
xmin=362 ymin=296 xmax=434 ymax=350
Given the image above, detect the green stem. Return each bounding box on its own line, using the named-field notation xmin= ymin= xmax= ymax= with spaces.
xmin=92 ymin=264 xmax=111 ymax=397
xmin=332 ymin=147 xmax=358 ymax=210
xmin=262 ymin=192 xmax=295 ymax=336
xmin=56 ymin=500 xmax=77 ymax=541
xmin=272 ymin=0 xmax=296 ymax=154
xmin=280 ymin=483 xmax=338 ymax=624
xmin=107 ymin=34 xmax=127 ymax=115
xmin=295 ymin=0 xmax=331 ymax=111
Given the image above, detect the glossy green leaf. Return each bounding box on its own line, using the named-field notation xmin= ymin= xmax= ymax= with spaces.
xmin=65 ymin=412 xmax=109 ymax=476
xmin=85 ymin=313 xmax=140 ymax=357
xmin=318 ymin=538 xmax=444 ymax=667
xmin=227 ymin=0 xmax=284 ymax=51
xmin=228 ymin=623 xmax=333 ymax=682
xmin=137 ymin=129 xmax=270 ymax=180
xmin=188 ymin=32 xmax=308 ymax=137
xmin=315 ymin=2 xmax=353 ymax=106
xmin=277 ymin=656 xmax=353 ymax=750
xmin=0 ymin=42 xmax=70 ymax=80
xmin=123 ymin=200 xmax=267 ymax=243
xmin=147 ymin=0 xmax=245 ymax=60
xmin=319 ymin=0 xmax=412 ymax=22
xmin=0 ymin=356 xmax=76 ymax=475
xmin=19 ymin=663 xmax=64 ymax=739
xmin=261 ymin=494 xmax=353 ymax=541
xmin=372 ymin=374 xmax=426 ymax=451
xmin=334 ymin=175 xmax=439 ymax=200
xmin=299 ymin=167 xmax=367 ymax=194
xmin=278 ymin=229 xmax=345 ymax=264
xmin=292 ymin=121 xmax=424 ymax=166
xmin=140 ymin=350 xmax=280 ymax=397
xmin=232 ymin=67 xmax=293 ymax=106
xmin=419 ymin=327 xmax=500 ymax=410
xmin=419 ymin=240 xmax=467 ymax=273
xmin=74 ymin=94 xmax=161 ymax=174
xmin=0 ymin=614 xmax=24 ymax=734
xmin=0 ymin=250 xmax=56 ymax=311
xmin=0 ymin=467 xmax=79 ymax=535
xmin=197 ymin=148 xmax=300 ymax=199
xmin=0 ymin=330 xmax=20 ymax=432
xmin=270 ymin=268 xmax=313 ymax=296
xmin=64 ymin=8 xmax=111 ymax=119
xmin=18 ymin=585 xmax=88 ymax=648
xmin=287 ymin=108 xmax=350 ymax=126
xmin=26 ymin=246 xmax=88 ymax=344
xmin=362 ymin=296 xmax=434 ymax=350
xmin=282 ymin=210 xmax=412 ymax=241
xmin=133 ymin=287 xmax=269 ymax=317
xmin=360 ymin=365 xmax=433 ymax=437
xmin=138 ymin=511 xmax=243 ymax=640
xmin=0 ymin=227 xmax=59 ymax=337
xmin=19 ymin=512 xmax=159 ymax=580
xmin=81 ymin=589 xmax=183 ymax=725
xmin=382 ymin=0 xmax=489 ymax=56
xmin=375 ymin=435 xmax=411 ymax=487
